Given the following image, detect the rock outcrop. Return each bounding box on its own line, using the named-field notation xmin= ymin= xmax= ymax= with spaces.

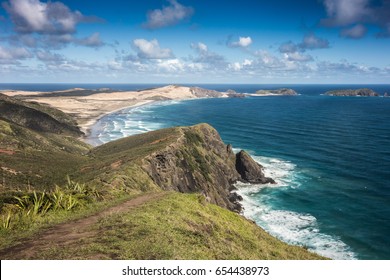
xmin=226 ymin=89 xmax=246 ymax=98
xmin=190 ymin=87 xmax=225 ymax=98
xmin=325 ymin=88 xmax=379 ymax=97
xmin=142 ymin=124 xmax=242 ymax=211
xmin=141 ymin=124 xmax=274 ymax=212
xmin=236 ymin=150 xmax=275 ymax=184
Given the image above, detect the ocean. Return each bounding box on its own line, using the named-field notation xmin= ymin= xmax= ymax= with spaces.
xmin=3 ymin=83 xmax=389 ymax=259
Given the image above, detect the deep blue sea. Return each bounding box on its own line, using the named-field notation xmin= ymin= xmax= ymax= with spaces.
xmin=3 ymin=84 xmax=389 ymax=259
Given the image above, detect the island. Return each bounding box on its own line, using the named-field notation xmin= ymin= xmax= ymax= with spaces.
xmin=251 ymin=88 xmax=298 ymax=96
xmin=0 ymin=87 xmax=325 ymax=260
xmin=324 ymin=88 xmax=379 ymax=97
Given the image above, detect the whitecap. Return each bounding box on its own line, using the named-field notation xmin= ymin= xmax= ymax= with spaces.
xmin=235 ymin=151 xmax=357 ymax=260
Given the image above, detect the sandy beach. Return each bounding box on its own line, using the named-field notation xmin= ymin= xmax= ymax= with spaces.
xmin=1 ymin=85 xmax=221 ymax=137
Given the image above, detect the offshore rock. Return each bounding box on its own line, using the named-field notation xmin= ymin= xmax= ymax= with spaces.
xmin=235 ymin=150 xmax=275 ymax=184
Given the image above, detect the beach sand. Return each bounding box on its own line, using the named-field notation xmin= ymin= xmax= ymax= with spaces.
xmin=1 ymin=85 xmax=199 ymax=136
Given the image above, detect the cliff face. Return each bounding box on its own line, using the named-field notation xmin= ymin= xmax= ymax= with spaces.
xmin=142 ymin=124 xmax=241 ymax=211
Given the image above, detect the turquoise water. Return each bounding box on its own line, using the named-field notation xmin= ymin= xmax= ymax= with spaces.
xmin=12 ymin=83 xmax=385 ymax=259
xmin=88 ymin=85 xmax=390 ymax=260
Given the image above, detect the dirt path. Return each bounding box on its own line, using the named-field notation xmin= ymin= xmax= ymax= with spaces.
xmin=0 ymin=192 xmax=167 ymax=259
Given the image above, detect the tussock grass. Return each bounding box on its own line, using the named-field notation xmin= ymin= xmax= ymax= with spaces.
xmin=0 ymin=177 xmax=105 ymax=231
xmin=37 ymin=192 xmax=326 ymax=260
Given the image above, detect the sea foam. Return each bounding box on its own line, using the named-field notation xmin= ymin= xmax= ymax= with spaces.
xmin=235 ymin=152 xmax=357 ymax=260
xmin=95 ymin=101 xmax=176 ymax=143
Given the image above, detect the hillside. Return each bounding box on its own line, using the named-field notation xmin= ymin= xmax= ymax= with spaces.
xmin=0 ymin=96 xmax=324 ymax=260
xmin=0 ymin=94 xmax=90 ymax=189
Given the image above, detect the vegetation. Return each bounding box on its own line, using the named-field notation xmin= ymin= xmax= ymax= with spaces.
xmin=0 ymin=177 xmax=102 ymax=231
xmin=25 ymin=192 xmax=325 ymax=260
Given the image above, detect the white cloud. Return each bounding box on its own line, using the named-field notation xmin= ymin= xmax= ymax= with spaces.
xmin=229 ymin=59 xmax=253 ymax=71
xmin=321 ymin=0 xmax=390 ymax=38
xmin=77 ymin=32 xmax=104 ymax=47
xmin=229 ymin=62 xmax=241 ymax=71
xmin=284 ymin=52 xmax=313 ymax=62
xmin=243 ymin=59 xmax=253 ymax=66
xmin=279 ymin=41 xmax=298 ymax=53
xmin=196 ymin=42 xmax=208 ymax=52
xmin=133 ymin=39 xmax=174 ymax=59
xmin=230 ymin=36 xmax=252 ymax=48
xmin=340 ymin=24 xmax=367 ymax=39
xmin=299 ymin=33 xmax=330 ymax=50
xmin=143 ymin=0 xmax=194 ymax=29
xmin=322 ymin=0 xmax=370 ymax=27
xmin=0 ymin=45 xmax=31 ymax=63
xmin=191 ymin=42 xmax=227 ymax=69
xmin=36 ymin=50 xmax=64 ymax=62
xmin=255 ymin=50 xmax=285 ymax=68
xmin=157 ymin=59 xmax=185 ymax=72
xmin=3 ymin=0 xmax=88 ymax=34
xmin=107 ymin=60 xmax=123 ymax=70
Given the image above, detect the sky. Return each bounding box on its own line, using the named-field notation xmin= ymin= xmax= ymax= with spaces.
xmin=0 ymin=0 xmax=389 ymax=84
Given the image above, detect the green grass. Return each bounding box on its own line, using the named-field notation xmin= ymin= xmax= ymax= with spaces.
xmin=0 ymin=188 xmax=143 ymax=251
xmin=33 ymin=192 xmax=326 ymax=260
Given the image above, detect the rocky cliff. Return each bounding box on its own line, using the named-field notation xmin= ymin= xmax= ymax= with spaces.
xmin=87 ymin=123 xmax=273 ymax=212
xmin=142 ymin=124 xmax=241 ymax=211
xmin=141 ymin=124 xmax=273 ymax=211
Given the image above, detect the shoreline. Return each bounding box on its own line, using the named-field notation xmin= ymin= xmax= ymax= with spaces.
xmin=80 ymin=99 xmax=155 ymax=142
xmin=1 ymin=85 xmax=200 ymax=143
xmin=1 ymin=85 xmax=301 ymax=143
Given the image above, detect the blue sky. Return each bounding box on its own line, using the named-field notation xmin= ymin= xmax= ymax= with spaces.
xmin=0 ymin=0 xmax=389 ymax=83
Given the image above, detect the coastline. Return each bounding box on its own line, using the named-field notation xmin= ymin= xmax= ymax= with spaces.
xmin=1 ymin=85 xmax=301 ymax=143
xmin=80 ymin=99 xmax=155 ymax=141
xmin=1 ymin=85 xmax=199 ymax=141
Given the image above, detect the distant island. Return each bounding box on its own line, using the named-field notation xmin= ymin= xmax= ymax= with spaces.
xmin=251 ymin=88 xmax=298 ymax=96
xmin=324 ymin=88 xmax=380 ymax=97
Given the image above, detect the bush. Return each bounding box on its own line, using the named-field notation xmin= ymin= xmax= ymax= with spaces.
xmin=0 ymin=177 xmax=104 ymax=230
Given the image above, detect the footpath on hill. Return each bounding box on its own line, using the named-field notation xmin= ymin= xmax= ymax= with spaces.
xmin=0 ymin=192 xmax=167 ymax=259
